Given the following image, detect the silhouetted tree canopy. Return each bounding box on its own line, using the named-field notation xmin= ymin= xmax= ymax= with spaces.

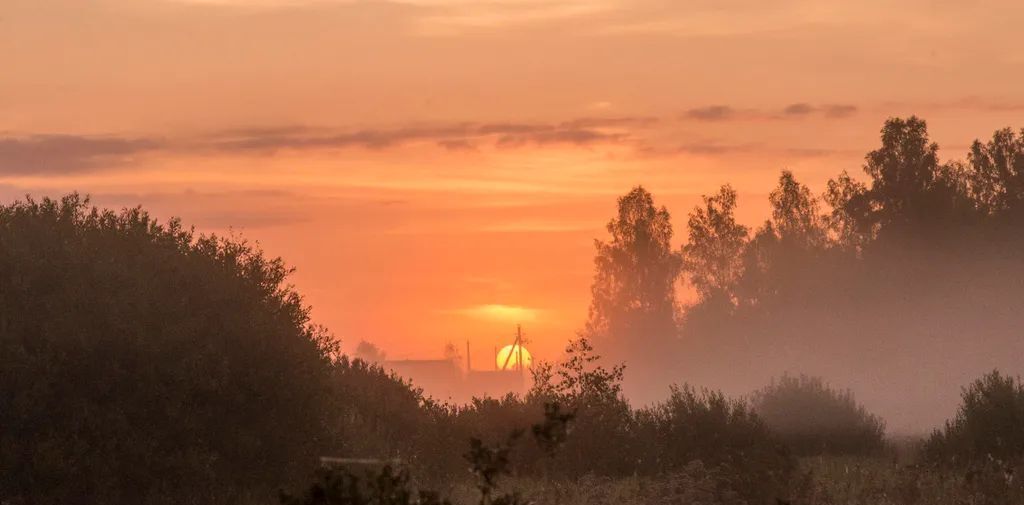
xmin=355 ymin=340 xmax=387 ymax=363
xmin=681 ymin=185 xmax=748 ymax=306
xmin=0 ymin=194 xmax=437 ymax=504
xmin=736 ymin=172 xmax=828 ymax=308
xmin=829 ymin=116 xmax=976 ymax=241
xmin=969 ymin=128 xmax=1024 ymax=217
xmin=584 ymin=186 xmax=681 ymax=395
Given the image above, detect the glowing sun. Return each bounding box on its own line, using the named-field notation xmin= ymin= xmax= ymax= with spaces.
xmin=496 ymin=344 xmax=533 ymax=370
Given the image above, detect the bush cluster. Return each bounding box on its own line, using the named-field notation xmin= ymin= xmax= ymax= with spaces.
xmin=926 ymin=370 xmax=1024 ymax=466
xmin=0 ymin=195 xmax=442 ymax=504
xmin=751 ymin=374 xmax=886 ymax=456
xmin=430 ymin=338 xmax=797 ymax=504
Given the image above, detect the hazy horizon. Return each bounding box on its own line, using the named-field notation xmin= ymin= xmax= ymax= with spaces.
xmin=6 ymin=0 xmax=1024 ymax=436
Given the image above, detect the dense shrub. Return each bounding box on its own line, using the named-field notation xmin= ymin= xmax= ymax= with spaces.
xmin=418 ymin=339 xmax=633 ymax=480
xmin=0 ymin=195 xmax=430 ymax=504
xmin=282 ymin=404 xmax=574 ymax=505
xmin=453 ymin=338 xmax=800 ymax=503
xmin=751 ymin=374 xmax=886 ymax=456
xmin=926 ymin=370 xmax=1024 ymax=466
xmin=280 ymin=465 xmax=451 ymax=505
xmin=327 ymin=357 xmax=451 ymax=477
xmin=527 ymin=337 xmax=635 ymax=477
xmin=635 ymin=385 xmax=797 ymax=503
xmin=433 ymin=394 xmax=543 ymax=483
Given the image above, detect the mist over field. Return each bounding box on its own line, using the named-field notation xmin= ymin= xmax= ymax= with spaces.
xmin=7 ymin=1 xmax=1024 ymax=504
xmin=612 ymin=234 xmax=1024 ymax=435
xmin=667 ymin=251 xmax=1024 ymax=435
xmin=8 ymin=117 xmax=1024 ymax=504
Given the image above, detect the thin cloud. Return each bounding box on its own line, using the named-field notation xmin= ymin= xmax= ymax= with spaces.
xmin=675 ymin=141 xmax=758 ymax=156
xmin=561 ymin=116 xmax=660 ymax=128
xmin=1 ymin=110 xmax=862 ymax=177
xmin=782 ymin=103 xmax=816 ymax=116
xmin=206 ymin=124 xmax=475 ymax=152
xmin=0 ymin=116 xmax=649 ymax=176
xmin=822 ymin=104 xmax=858 ymax=118
xmin=495 ymin=129 xmax=628 ymax=147
xmin=683 ymin=105 xmax=743 ymax=122
xmin=204 ymin=118 xmax=647 ymax=153
xmin=476 ymin=123 xmax=543 ymax=135
xmin=0 ymin=135 xmax=160 ymax=175
xmin=647 ymin=140 xmax=851 ymax=158
xmin=781 ymin=146 xmax=855 ymax=158
xmin=437 ymin=139 xmax=478 ymax=151
xmin=683 ymin=103 xmax=859 ymax=122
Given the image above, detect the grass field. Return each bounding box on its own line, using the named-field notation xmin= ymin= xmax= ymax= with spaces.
xmin=434 ymin=449 xmax=1024 ymax=505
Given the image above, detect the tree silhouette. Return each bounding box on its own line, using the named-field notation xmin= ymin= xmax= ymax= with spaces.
xmin=865 ymin=116 xmax=943 ymax=228
xmin=968 ymin=127 xmax=1024 ymax=216
xmin=443 ymin=341 xmax=463 ymax=368
xmin=769 ymin=170 xmax=827 ymax=249
xmin=355 ymin=340 xmax=388 ymax=363
xmin=824 ymin=170 xmax=872 ymax=250
xmin=0 ymin=194 xmax=410 ymax=504
xmin=737 ymin=172 xmax=829 ymax=308
xmin=584 ymin=186 xmax=681 ymax=380
xmin=851 ymin=116 xmax=976 ymax=238
xmin=681 ymin=185 xmax=749 ymax=306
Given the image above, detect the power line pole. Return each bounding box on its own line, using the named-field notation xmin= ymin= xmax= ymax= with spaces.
xmin=516 ymin=325 xmax=524 ymax=373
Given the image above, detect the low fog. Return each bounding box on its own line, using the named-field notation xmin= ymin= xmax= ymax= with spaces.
xmin=571 ymin=117 xmax=1024 ymax=435
xmin=8 ymin=116 xmax=1024 ymax=505
xmin=631 ymin=244 xmax=1024 ymax=435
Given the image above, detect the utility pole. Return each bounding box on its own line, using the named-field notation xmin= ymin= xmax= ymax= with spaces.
xmin=500 ymin=325 xmax=521 ymax=371
xmin=516 ymin=325 xmax=524 ymax=373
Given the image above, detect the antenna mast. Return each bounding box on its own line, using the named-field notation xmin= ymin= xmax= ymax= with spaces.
xmin=499 ymin=324 xmax=529 ymax=372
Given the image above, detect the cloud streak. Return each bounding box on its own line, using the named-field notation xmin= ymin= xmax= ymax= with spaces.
xmin=650 ymin=140 xmax=856 ymax=159
xmin=682 ymin=103 xmax=859 ymax=122
xmin=0 ymin=107 xmax=869 ymax=176
xmin=203 ymin=117 xmax=654 ymax=154
xmin=0 ymin=117 xmax=649 ymax=175
xmin=0 ymin=135 xmax=160 ymax=175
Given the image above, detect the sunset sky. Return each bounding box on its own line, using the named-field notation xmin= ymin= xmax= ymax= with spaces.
xmin=4 ymin=0 xmax=1024 ymax=362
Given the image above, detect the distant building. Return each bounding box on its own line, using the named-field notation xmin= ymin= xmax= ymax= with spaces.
xmin=465 ymin=370 xmax=526 ymax=399
xmin=383 ymin=359 xmax=464 ymax=402
xmin=382 ymin=359 xmax=529 ymax=403
xmin=383 ymin=333 xmax=534 ymax=403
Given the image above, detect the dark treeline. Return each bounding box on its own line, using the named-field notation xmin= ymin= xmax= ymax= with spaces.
xmin=589 ymin=117 xmax=1024 ymax=431
xmin=0 ymin=195 xmax=798 ymax=504
xmin=0 ymin=194 xmax=850 ymax=504
xmin=5 ymin=116 xmax=1024 ymax=504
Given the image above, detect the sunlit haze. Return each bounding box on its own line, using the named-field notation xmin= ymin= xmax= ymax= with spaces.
xmin=6 ymin=0 xmax=1024 ymax=427
xmin=12 ymin=2 xmax=1024 ymax=503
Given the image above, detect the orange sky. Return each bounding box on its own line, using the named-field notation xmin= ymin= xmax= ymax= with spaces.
xmin=4 ymin=0 xmax=1024 ymax=363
